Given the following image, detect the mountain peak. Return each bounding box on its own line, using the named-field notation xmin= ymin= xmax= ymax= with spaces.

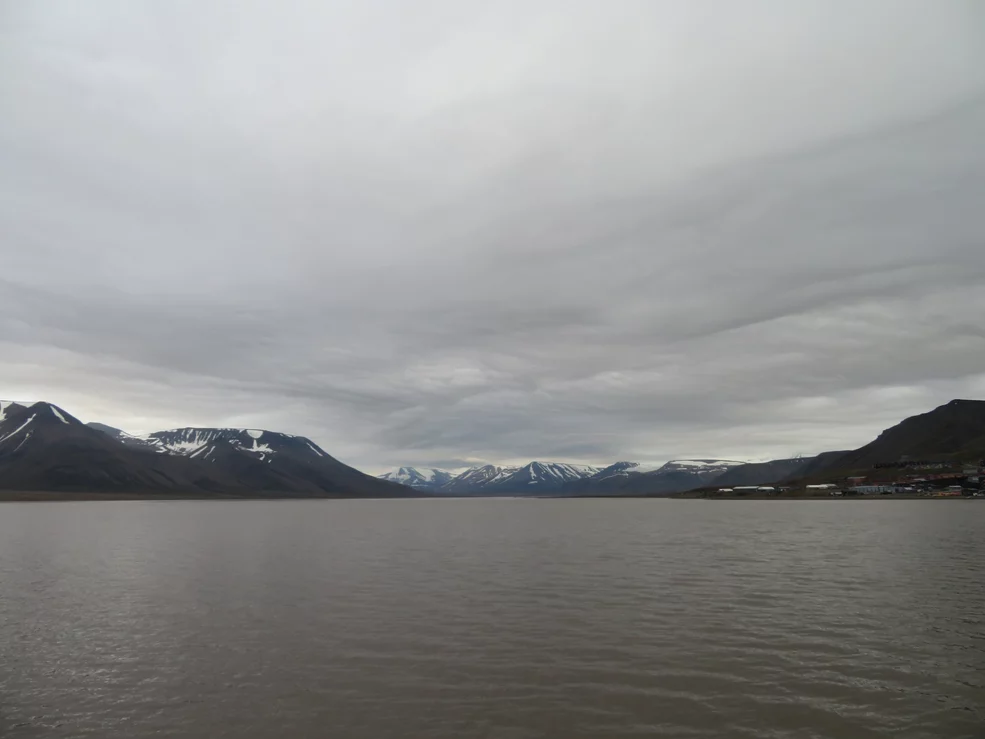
xmin=378 ymin=467 xmax=455 ymax=489
xmin=0 ymin=400 xmax=26 ymax=422
xmin=441 ymin=461 xmax=599 ymax=494
xmin=1 ymin=400 xmax=81 ymax=427
xmin=3 ymin=403 xmax=413 ymax=497
xmin=946 ymin=398 xmax=985 ymax=407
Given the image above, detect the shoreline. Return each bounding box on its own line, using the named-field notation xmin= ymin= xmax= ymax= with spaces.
xmin=1 ymin=491 xmax=980 ymax=502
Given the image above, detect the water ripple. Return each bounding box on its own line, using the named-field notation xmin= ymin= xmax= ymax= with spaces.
xmin=1 ymin=499 xmax=983 ymax=738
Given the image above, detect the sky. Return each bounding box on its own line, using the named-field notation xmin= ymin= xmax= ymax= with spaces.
xmin=2 ymin=1 xmax=985 ymax=474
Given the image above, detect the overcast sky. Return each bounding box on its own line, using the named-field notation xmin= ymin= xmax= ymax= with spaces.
xmin=2 ymin=1 xmax=985 ymax=473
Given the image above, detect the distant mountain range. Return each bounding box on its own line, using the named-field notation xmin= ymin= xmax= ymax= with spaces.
xmin=378 ymin=467 xmax=457 ymax=489
xmin=380 ymin=400 xmax=985 ymax=496
xmin=3 ymin=397 xmax=984 ymax=498
xmin=377 ymin=462 xmax=601 ymax=495
xmin=379 ymin=459 xmax=751 ymax=496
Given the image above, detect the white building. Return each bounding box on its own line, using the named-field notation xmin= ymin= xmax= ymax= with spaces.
xmin=850 ymin=485 xmax=893 ymax=494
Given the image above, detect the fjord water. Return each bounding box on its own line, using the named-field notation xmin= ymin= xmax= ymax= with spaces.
xmin=1 ymin=500 xmax=982 ymax=738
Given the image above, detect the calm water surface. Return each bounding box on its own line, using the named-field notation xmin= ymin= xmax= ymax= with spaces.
xmin=1 ymin=499 xmax=983 ymax=738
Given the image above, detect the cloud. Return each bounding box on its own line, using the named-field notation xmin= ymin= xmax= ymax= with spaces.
xmin=2 ymin=1 xmax=985 ymax=472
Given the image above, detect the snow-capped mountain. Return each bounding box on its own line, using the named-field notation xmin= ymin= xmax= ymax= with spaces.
xmin=0 ymin=400 xmax=222 ymax=493
xmin=441 ymin=461 xmax=599 ymax=494
xmin=589 ymin=461 xmax=664 ymax=481
xmin=489 ymin=461 xmax=600 ymax=492
xmin=562 ymin=461 xmax=658 ymax=495
xmin=378 ymin=467 xmax=455 ymax=490
xmin=0 ymin=401 xmax=412 ymax=498
xmin=565 ymin=459 xmax=749 ymax=496
xmin=442 ymin=464 xmax=520 ymax=493
xmin=616 ymin=459 xmax=748 ymax=495
xmin=0 ymin=400 xmax=81 ymax=454
xmin=665 ymin=459 xmax=746 ymax=470
xmin=84 ymin=422 xmax=408 ymax=496
xmin=106 ymin=426 xmax=330 ymax=465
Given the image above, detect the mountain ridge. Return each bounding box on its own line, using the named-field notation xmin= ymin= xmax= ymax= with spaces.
xmin=0 ymin=401 xmax=412 ymax=498
xmin=378 ymin=467 xmax=456 ymax=490
xmin=5 ymin=397 xmax=984 ymax=498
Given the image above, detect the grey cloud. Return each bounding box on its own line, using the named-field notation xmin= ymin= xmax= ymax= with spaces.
xmin=2 ymin=1 xmax=985 ymax=472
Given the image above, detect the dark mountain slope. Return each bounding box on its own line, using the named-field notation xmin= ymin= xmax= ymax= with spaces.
xmin=85 ymin=421 xmax=126 ymax=436
xmin=160 ymin=428 xmax=409 ymax=497
xmin=710 ymin=458 xmax=813 ymax=487
xmin=563 ymin=461 xmax=650 ymax=495
xmin=618 ymin=460 xmax=748 ymax=496
xmin=783 ymin=450 xmax=850 ymax=481
xmin=4 ymin=402 xmax=412 ymax=497
xmin=825 ymin=399 xmax=985 ymax=473
xmin=0 ymin=402 xmax=234 ymax=493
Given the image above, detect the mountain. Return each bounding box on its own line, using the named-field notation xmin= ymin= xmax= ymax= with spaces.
xmin=121 ymin=427 xmax=328 ymax=462
xmin=110 ymin=425 xmax=411 ymax=497
xmin=378 ymin=467 xmax=455 ymax=490
xmin=617 ymin=459 xmax=748 ymax=496
xmin=2 ymin=401 xmax=413 ymax=498
xmin=440 ymin=462 xmax=598 ymax=494
xmin=438 ymin=459 xmax=742 ymax=496
xmin=563 ymin=461 xmax=664 ymax=495
xmin=709 ymin=457 xmax=814 ymax=487
xmin=442 ymin=464 xmax=520 ymax=494
xmin=783 ymin=451 xmax=850 ymax=481
xmin=1 ymin=401 xmax=232 ymax=494
xmin=803 ymin=399 xmax=985 ymax=478
xmin=12 ymin=396 xmax=985 ymax=498
xmin=84 ymin=421 xmax=126 ymax=436
xmin=483 ymin=461 xmax=600 ymax=493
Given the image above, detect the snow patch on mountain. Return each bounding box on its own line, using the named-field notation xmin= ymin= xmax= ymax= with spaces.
xmin=155 ymin=438 xmax=210 ymax=455
xmin=12 ymin=430 xmax=33 ymax=453
xmin=240 ymin=438 xmax=276 ymax=461
xmin=666 ymin=459 xmax=746 ymax=469
xmin=444 ymin=461 xmax=601 ymax=493
xmin=0 ymin=414 xmax=36 ymax=444
xmin=378 ymin=467 xmax=455 ymax=489
xmin=49 ymin=406 xmax=70 ymax=424
xmin=593 ymin=461 xmax=665 ymax=479
xmin=630 ymin=462 xmax=665 ymax=473
xmin=111 ymin=427 xmax=326 ymax=467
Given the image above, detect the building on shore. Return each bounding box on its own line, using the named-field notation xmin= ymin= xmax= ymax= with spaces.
xmin=850 ymin=485 xmax=894 ymax=494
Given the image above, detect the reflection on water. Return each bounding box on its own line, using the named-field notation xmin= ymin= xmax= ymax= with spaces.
xmin=1 ymin=499 xmax=983 ymax=738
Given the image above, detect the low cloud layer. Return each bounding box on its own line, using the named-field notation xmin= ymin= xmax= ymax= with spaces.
xmin=3 ymin=1 xmax=985 ymax=472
